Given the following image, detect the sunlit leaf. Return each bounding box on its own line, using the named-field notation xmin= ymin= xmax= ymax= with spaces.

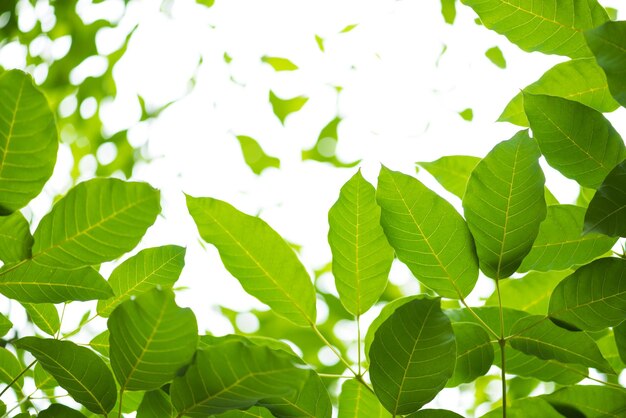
xmin=302 ymin=117 xmax=360 ymax=168
xmin=0 ymin=260 xmax=112 ymax=303
xmin=370 ymin=297 xmax=456 ymax=415
xmin=549 ymin=258 xmax=626 ymax=331
xmin=463 ymin=130 xmax=546 ymax=279
xmin=340 ymin=24 xmax=358 ymax=33
xmin=235 ymin=135 xmax=280 ymax=175
xmin=524 ymin=93 xmax=626 ymax=188
xmin=458 ymin=108 xmax=473 ymax=121
xmin=417 ymin=155 xmax=480 ymax=199
xmin=38 ymin=404 xmax=87 ymax=418
xmin=519 ymin=205 xmax=617 ymax=272
xmin=0 ymin=347 xmax=23 ymax=391
xmin=89 ymin=330 xmax=110 ymax=357
xmin=614 ymin=321 xmax=626 ymax=365
xmin=481 ymin=397 xmax=563 ymax=418
xmin=338 ymin=379 xmax=391 ymax=418
xmin=315 ymin=35 xmax=325 ymax=52
xmin=460 ymin=0 xmax=608 ymax=57
xmin=259 ymin=370 xmax=332 ymax=418
xmin=485 ymin=46 xmax=506 ymax=68
xmin=31 ymin=178 xmax=161 ymax=269
xmin=0 ymin=313 xmax=12 ymax=337
xmin=377 ymin=167 xmax=479 ymax=298
xmin=186 ymin=195 xmax=316 ymax=326
xmin=544 ymin=385 xmax=626 ymax=417
xmin=407 ymin=410 xmax=464 ymax=418
xmin=261 ymin=56 xmax=298 ymax=71
xmin=0 ymin=70 xmax=58 ymax=214
xmin=137 ymin=390 xmax=175 ymax=418
xmin=585 ymin=21 xmax=626 ymax=107
xmin=584 ymin=159 xmax=626 ymax=237
xmin=447 ymin=322 xmax=494 ymax=386
xmin=97 ymin=245 xmax=186 ymax=317
xmin=329 ymin=170 xmax=393 ymax=316
xmin=109 ymin=288 xmax=198 ymax=391
xmin=597 ymin=330 xmax=625 ymax=373
xmin=21 ymin=302 xmax=59 ymax=336
xmin=440 ymin=0 xmax=457 ymax=24
xmin=196 ymin=0 xmax=215 ymax=7
xmin=15 ymin=337 xmax=117 ymax=414
xmin=0 ymin=212 xmax=32 ymax=263
xmin=269 ymin=91 xmax=308 ymax=125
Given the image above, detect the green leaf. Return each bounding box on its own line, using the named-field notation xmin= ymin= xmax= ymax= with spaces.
xmin=509 ymin=315 xmax=614 ymax=373
xmin=33 ymin=362 xmax=57 ymax=390
xmin=171 ymin=341 xmax=310 ymax=417
xmin=615 ymin=321 xmax=626 ymax=364
xmin=338 ymin=379 xmax=391 ymax=418
xmin=216 ymin=407 xmax=275 ymax=417
xmin=458 ymin=108 xmax=474 ymax=121
xmin=97 ymin=245 xmax=186 ymax=317
xmin=0 ymin=70 xmax=58 ymax=214
xmin=259 ymin=371 xmax=332 ymax=418
xmin=485 ymin=46 xmax=506 ymax=68
xmin=499 ymin=58 xmax=619 ymax=126
xmin=0 ymin=212 xmax=32 ymax=262
xmin=440 ymin=0 xmax=457 ymax=24
xmin=447 ymin=322 xmax=494 ymax=386
xmin=186 ymin=195 xmax=316 ymax=326
xmin=486 ymin=270 xmax=570 ymax=314
xmin=407 ymin=410 xmax=464 ymax=418
xmin=585 ymin=21 xmax=626 ymax=107
xmin=21 ymin=302 xmax=59 ymax=336
xmin=481 ymin=397 xmax=563 ymax=418
xmin=584 ymin=159 xmax=626 ymax=237
xmin=301 ymin=117 xmax=360 ymax=168
xmin=235 ymin=135 xmax=280 ymax=175
xmin=15 ymin=337 xmax=117 ymax=415
xmin=89 ymin=330 xmax=110 ymax=357
xmin=519 ymin=205 xmax=617 ymax=272
xmin=523 ymin=93 xmax=626 ymax=188
xmin=137 ymin=390 xmax=175 ymax=418
xmin=597 ymin=330 xmax=626 ymax=373
xmin=31 ymin=178 xmax=161 ymax=269
xmin=0 ymin=347 xmax=23 ymax=391
xmin=261 ymin=56 xmax=298 ymax=71
xmin=376 ymin=167 xmax=479 ymax=298
xmin=370 ymin=297 xmax=456 ymax=415
xmin=196 ymin=0 xmax=215 ymax=7
xmin=38 ymin=404 xmax=87 ymax=418
xmin=328 ymin=170 xmax=393 ymax=316
xmin=269 ymin=90 xmax=308 ymax=125
xmin=315 ymin=35 xmax=325 ymax=52
xmin=0 ymin=312 xmax=12 ymax=337
xmin=108 ymin=288 xmax=198 ymax=391
xmin=544 ymin=385 xmax=626 ymax=417
xmin=417 ymin=155 xmax=480 ymax=199
xmin=463 ymin=130 xmax=546 ymax=279
xmin=340 ymin=24 xmax=358 ymax=33
xmin=0 ymin=260 xmax=112 ymax=303
xmin=549 ymin=257 xmax=626 ymax=331
xmin=460 ymin=0 xmax=608 ymax=57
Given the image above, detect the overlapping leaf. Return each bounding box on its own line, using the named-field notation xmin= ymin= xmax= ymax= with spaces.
xmin=416 ymin=155 xmax=480 ymax=199
xmin=0 ymin=212 xmax=32 ymax=263
xmin=584 ymin=159 xmax=626 ymax=237
xmin=0 ymin=347 xmax=23 ymax=391
xmin=463 ymin=130 xmax=546 ymax=279
xmin=186 ymin=195 xmax=316 ymax=326
xmin=524 ymin=93 xmax=626 ymax=188
xmin=21 ymin=302 xmax=59 ymax=336
xmin=364 ymin=296 xmax=420 ymax=360
xmin=97 ymin=245 xmax=186 ymax=317
xmin=447 ymin=322 xmax=494 ymax=386
xmin=585 ymin=21 xmax=626 ymax=107
xmin=377 ymin=167 xmax=479 ymax=298
xmin=544 ymin=385 xmax=626 ymax=417
xmin=408 ymin=410 xmax=464 ymax=418
xmin=329 ymin=170 xmax=393 ymax=316
xmin=137 ymin=390 xmax=175 ymax=418
xmin=482 ymin=397 xmax=564 ymax=418
xmin=15 ymin=337 xmax=117 ymax=415
xmin=370 ymin=297 xmax=456 ymax=415
xmin=108 ymin=288 xmax=198 ymax=391
xmin=0 ymin=70 xmax=58 ymax=214
xmin=38 ymin=404 xmax=87 ymax=418
xmin=461 ymin=0 xmax=608 ymax=57
xmin=519 ymin=205 xmax=617 ymax=272
xmin=338 ymin=379 xmax=391 ymax=418
xmin=614 ymin=322 xmax=626 ymax=365
xmin=31 ymin=178 xmax=161 ymax=269
xmin=269 ymin=90 xmax=308 ymax=125
xmin=0 ymin=313 xmax=12 ymax=337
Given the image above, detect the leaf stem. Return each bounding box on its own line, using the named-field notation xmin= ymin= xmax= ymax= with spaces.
xmin=357 ymin=315 xmax=362 ymax=376
xmin=118 ymin=387 xmax=124 ymax=418
xmin=310 ymin=323 xmax=358 ymax=376
xmin=459 ymin=296 xmax=499 ymax=340
xmin=0 ymin=359 xmax=36 ymax=398
xmin=55 ymin=303 xmax=67 ymax=339
xmin=495 ymin=279 xmax=506 ymax=418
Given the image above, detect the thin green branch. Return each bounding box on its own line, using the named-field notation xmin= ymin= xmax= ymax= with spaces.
xmin=310 ymin=323 xmax=358 ymax=376
xmin=495 ymin=279 xmax=507 ymax=418
xmin=0 ymin=359 xmax=36 ymax=398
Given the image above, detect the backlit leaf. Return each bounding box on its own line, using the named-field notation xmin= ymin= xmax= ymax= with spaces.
xmin=440 ymin=0 xmax=457 ymax=24
xmin=302 ymin=117 xmax=360 ymax=168
xmin=340 ymin=24 xmax=358 ymax=33
xmin=407 ymin=410 xmax=464 ymax=418
xmin=31 ymin=178 xmax=161 ymax=269
xmin=544 ymin=385 xmax=626 ymax=417
xmin=89 ymin=330 xmax=109 ymax=357
xmin=416 ymin=155 xmax=480 ymax=199
xmin=485 ymin=46 xmax=506 ymax=68
xmin=458 ymin=108 xmax=473 ymax=121
xmin=463 ymin=130 xmax=546 ymax=279
xmin=137 ymin=390 xmax=175 ymax=418
xmin=261 ymin=56 xmax=298 ymax=71
xmin=614 ymin=322 xmax=626 ymax=365
xmin=447 ymin=322 xmax=494 ymax=386
xmin=0 ymin=212 xmax=32 ymax=263
xmin=21 ymin=302 xmax=59 ymax=336
xmin=377 ymin=167 xmax=479 ymax=298
xmin=269 ymin=91 xmax=308 ymax=125
xmin=584 ymin=159 xmax=626 ymax=237
xmin=236 ymin=135 xmax=280 ymax=175
xmin=186 ymin=195 xmax=316 ymax=326
xmin=0 ymin=313 xmax=12 ymax=337
xmin=481 ymin=397 xmax=563 ymax=418
xmin=585 ymin=21 xmax=626 ymax=107
xmin=338 ymin=379 xmax=391 ymax=418
xmin=38 ymin=404 xmax=87 ymax=418
xmin=0 ymin=347 xmax=23 ymax=391
xmin=370 ymin=297 xmax=456 ymax=415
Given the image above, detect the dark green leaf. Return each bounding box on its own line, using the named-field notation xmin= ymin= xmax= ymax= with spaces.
xmin=186 ymin=195 xmax=316 ymax=326
xmin=261 ymin=56 xmax=298 ymax=71
xmin=463 ymin=130 xmax=546 ymax=279
xmin=447 ymin=322 xmax=494 ymax=386
xmin=416 ymin=155 xmax=480 ymax=199
xmin=614 ymin=321 xmax=626 ymax=364
xmin=216 ymin=407 xmax=275 ymax=417
xmin=0 ymin=347 xmax=23 ymax=391
xmin=301 ymin=117 xmax=360 ymax=168
xmin=584 ymin=159 xmax=626 ymax=237
xmin=0 ymin=212 xmax=32 ymax=262
xmin=97 ymin=245 xmax=186 ymax=317
xmin=21 ymin=302 xmax=59 ymax=336
xmin=408 ymin=410 xmax=464 ymax=418
xmin=377 ymin=167 xmax=479 ymax=298
xmin=109 ymin=288 xmax=198 ymax=391
xmin=15 ymin=337 xmax=117 ymax=414
xmin=485 ymin=46 xmax=506 ymax=68
xmin=549 ymin=257 xmax=626 ymax=331
xmin=524 ymin=93 xmax=626 ymax=188
xmin=338 ymin=379 xmax=391 ymax=418
xmin=0 ymin=70 xmax=58 ymax=214
xmin=370 ymin=297 xmax=456 ymax=415
xmin=137 ymin=390 xmax=175 ymax=418
xmin=31 ymin=178 xmax=161 ymax=268
xmin=544 ymin=385 xmax=626 ymax=417
xmin=585 ymin=21 xmax=626 ymax=107
xmin=38 ymin=404 xmax=87 ymax=418
xmin=33 ymin=362 xmax=57 ymax=390
xmin=269 ymin=91 xmax=308 ymax=125
xmin=329 ymin=170 xmax=393 ymax=316
xmin=236 ymin=135 xmax=280 ymax=175
xmin=481 ymin=397 xmax=563 ymax=418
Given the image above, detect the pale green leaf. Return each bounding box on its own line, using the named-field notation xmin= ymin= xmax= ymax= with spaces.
xmin=549 ymin=257 xmax=626 ymax=331
xmin=31 ymin=178 xmax=161 ymax=269
xmin=584 ymin=159 xmax=626 ymax=237
xmin=38 ymin=404 xmax=87 ymax=418
xmin=269 ymin=91 xmax=308 ymax=125
xmin=261 ymin=56 xmax=298 ymax=71
xmin=458 ymin=108 xmax=473 ymax=121
xmin=315 ymin=35 xmax=325 ymax=52
xmin=0 ymin=70 xmax=58 ymax=214
xmin=416 ymin=155 xmax=480 ymax=199
xmin=509 ymin=315 xmax=614 ymax=373
xmin=340 ymin=24 xmax=358 ymax=33
xmin=97 ymin=245 xmax=186 ymax=317
xmin=328 ymin=170 xmax=393 ymax=316
xmin=481 ymin=397 xmax=563 ymax=418
xmin=585 ymin=21 xmax=626 ymax=107
xmin=499 ymin=58 xmax=619 ymax=126
xmin=460 ymin=0 xmax=608 ymax=57
xmin=21 ymin=302 xmax=59 ymax=336
xmin=0 ymin=347 xmax=23 ymax=391
xmin=338 ymin=379 xmax=391 ymax=418
xmin=196 ymin=0 xmax=214 ymax=7
xmin=89 ymin=330 xmax=109 ymax=357
xmin=370 ymin=297 xmax=456 ymax=415
xmin=137 ymin=390 xmax=175 ymax=418
xmin=440 ymin=0 xmax=457 ymax=24
xmin=15 ymin=337 xmax=117 ymax=415
xmin=0 ymin=260 xmax=112 ymax=303
xmin=0 ymin=312 xmax=12 ymax=337
xmin=302 ymin=117 xmax=360 ymax=168
xmin=0 ymin=212 xmax=32 ymax=262
xmin=109 ymin=288 xmax=198 ymax=391
xmin=519 ymin=205 xmax=617 ymax=272
xmin=463 ymin=130 xmax=546 ymax=279
xmin=524 ymin=93 xmax=626 ymax=188
xmin=597 ymin=331 xmax=626 ymax=373
xmin=447 ymin=322 xmax=494 ymax=386
xmin=376 ymin=167 xmax=479 ymax=298
xmin=33 ymin=362 xmax=57 ymax=390
xmin=171 ymin=341 xmax=310 ymax=417
xmin=236 ymin=135 xmax=280 ymax=175
xmin=186 ymin=195 xmax=316 ymax=326
xmin=485 ymin=46 xmax=506 ymax=68
xmin=544 ymin=385 xmax=626 ymax=417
